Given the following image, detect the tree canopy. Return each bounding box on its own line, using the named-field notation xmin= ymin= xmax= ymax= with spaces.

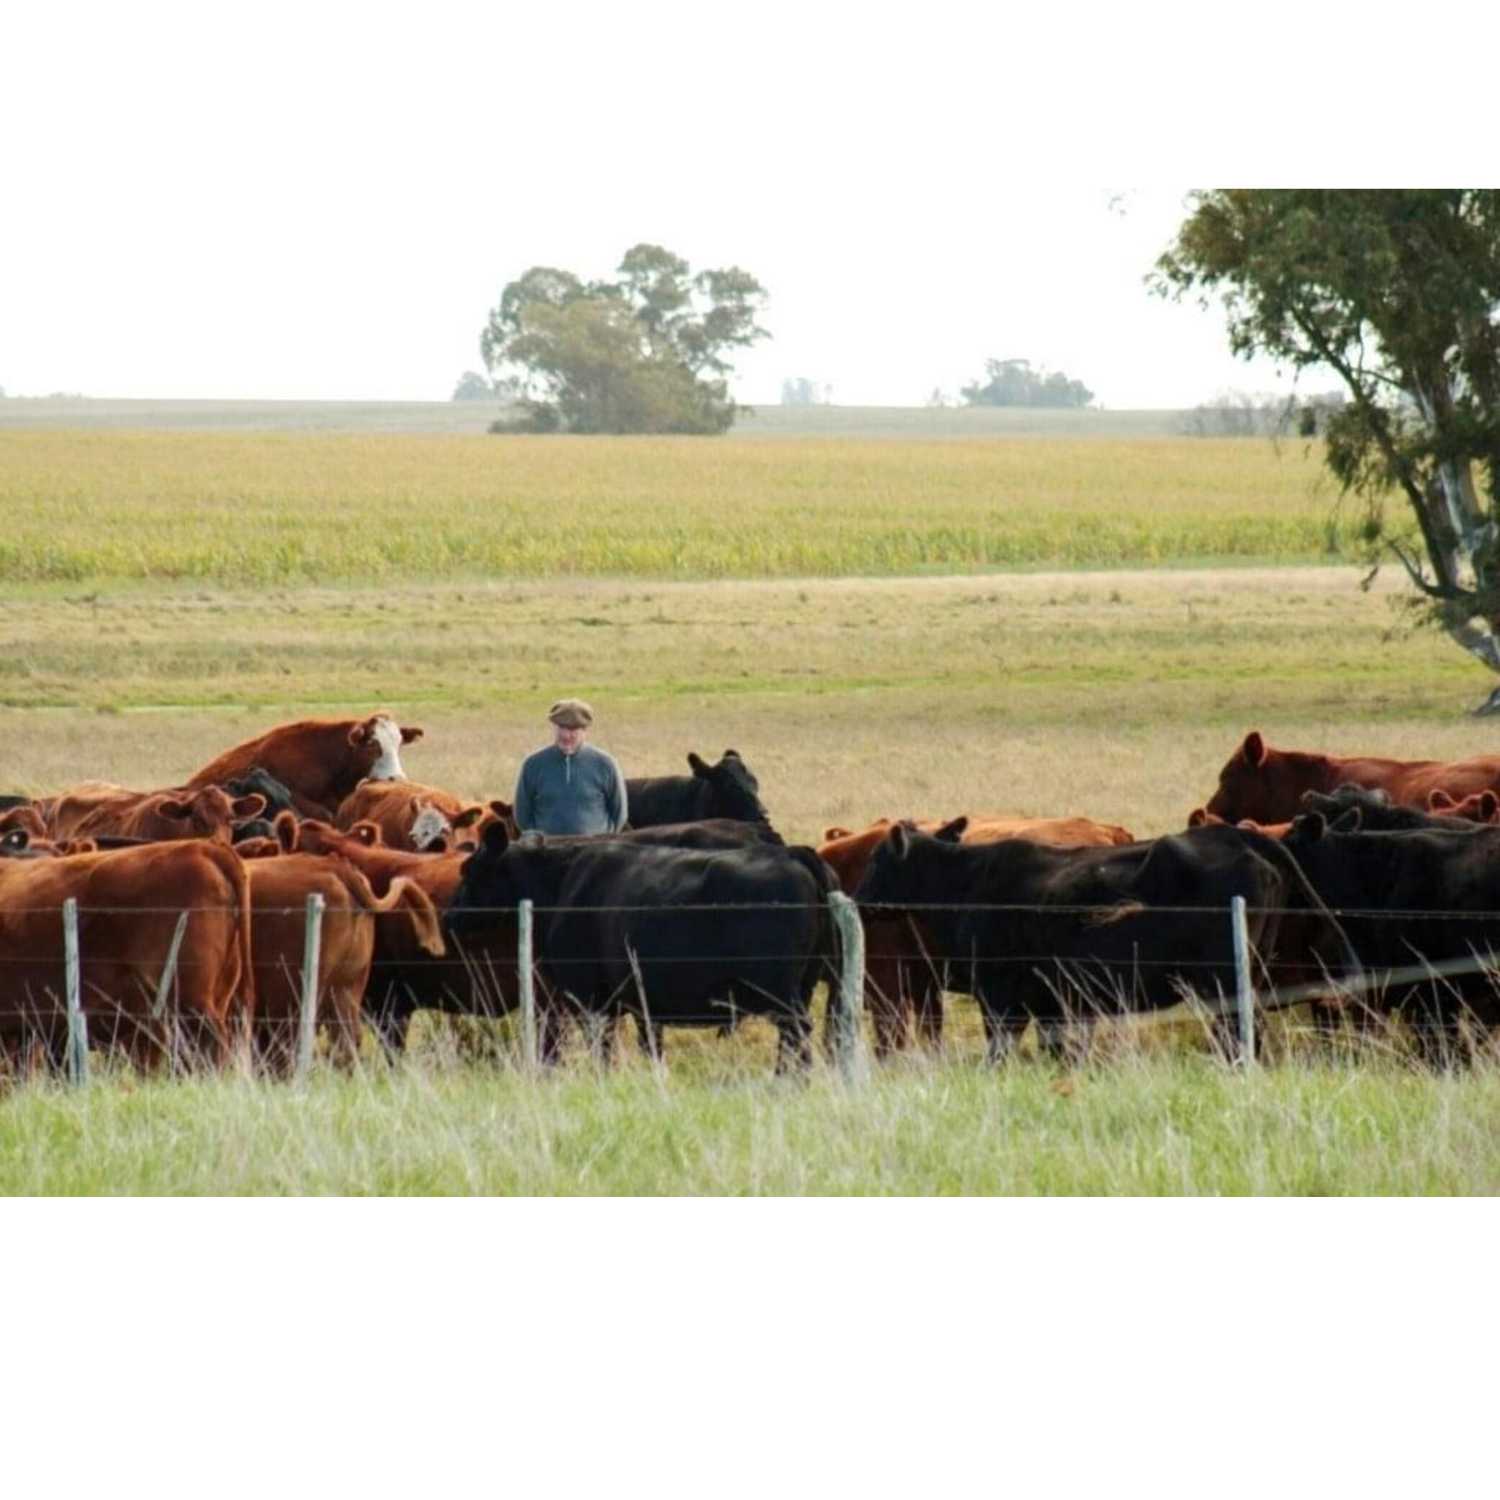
xmin=961 ymin=358 xmax=1094 ymax=409
xmin=1155 ymin=190 xmax=1500 ymax=707
xmin=479 ymin=245 xmax=769 ymax=435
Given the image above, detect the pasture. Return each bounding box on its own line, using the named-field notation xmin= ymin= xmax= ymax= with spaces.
xmin=2 ymin=422 xmax=1498 ymax=1193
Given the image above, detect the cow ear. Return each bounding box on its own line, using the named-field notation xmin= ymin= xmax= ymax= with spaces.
xmin=157 ymin=798 xmax=191 ymax=819
xmin=231 ymin=793 xmax=267 ymax=819
xmin=934 ymin=816 xmax=968 ymax=843
xmin=1242 ymin=731 xmax=1267 ymax=768
xmin=274 ymin=810 xmax=298 ymax=853
xmin=488 ymin=799 xmax=513 ymax=818
xmin=1428 ymin=789 xmax=1456 ymax=810
xmin=481 ymin=822 xmax=511 ymax=856
xmin=723 ymin=748 xmax=740 ymax=760
xmin=688 ymin=752 xmax=711 ymax=778
xmin=401 ymin=725 xmax=424 ymax=744
xmin=1188 ymin=807 xmax=1208 ymax=827
xmin=452 ymin=804 xmax=485 ymax=829
xmin=1292 ymin=811 xmax=1328 ymax=841
xmin=887 ymin=823 xmax=911 ymax=859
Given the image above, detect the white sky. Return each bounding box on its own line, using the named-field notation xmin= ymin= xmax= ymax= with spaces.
xmin=4 ymin=3 xmax=1492 ymax=410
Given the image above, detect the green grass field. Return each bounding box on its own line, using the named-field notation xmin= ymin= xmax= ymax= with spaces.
xmin=0 ymin=429 xmax=1378 ymax=585
xmin=0 ymin=421 xmax=1493 ymax=1194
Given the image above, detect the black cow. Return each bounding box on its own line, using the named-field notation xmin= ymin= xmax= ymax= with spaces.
xmin=625 ymin=750 xmax=777 ymax=836
xmin=446 ymin=823 xmax=838 ymax=1069
xmin=853 ymin=821 xmax=1357 ymax=1062
xmin=362 ymin=819 xmax=795 ymax=1057
xmin=1301 ymin=785 xmax=1489 ymax=834
xmin=1284 ymin=811 xmax=1500 ymax=1064
xmin=223 ymin=767 xmax=301 ymax=820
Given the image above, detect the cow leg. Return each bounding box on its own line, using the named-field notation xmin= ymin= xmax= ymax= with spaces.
xmin=327 ymin=987 xmax=363 ymax=1070
xmin=979 ymin=1004 xmax=1023 ymax=1065
xmin=635 ymin=1014 xmax=665 ymax=1065
xmin=366 ymin=1004 xmax=414 ymax=1062
xmin=914 ymin=982 xmax=944 ymax=1051
xmin=775 ymin=1009 xmax=814 ymax=1073
xmin=866 ymin=985 xmax=903 ymax=1059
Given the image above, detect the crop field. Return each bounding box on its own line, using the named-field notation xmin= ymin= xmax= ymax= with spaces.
xmin=0 ymin=429 xmax=1388 ymax=585
xmin=2 ymin=421 xmax=1498 ymax=1194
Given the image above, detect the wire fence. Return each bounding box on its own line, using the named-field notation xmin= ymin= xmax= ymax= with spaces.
xmin=4 ymin=889 xmax=1500 ymax=1084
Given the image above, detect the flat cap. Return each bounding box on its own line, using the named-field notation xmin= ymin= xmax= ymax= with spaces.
xmin=548 ymin=697 xmax=594 ymax=728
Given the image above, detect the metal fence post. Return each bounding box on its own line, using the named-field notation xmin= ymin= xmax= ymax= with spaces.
xmin=63 ymin=897 xmax=88 ymax=1086
xmin=297 ymin=892 xmax=325 ymax=1077
xmin=829 ymin=892 xmax=867 ymax=1082
xmin=518 ymin=899 xmax=538 ymax=1069
xmin=1230 ymin=894 xmax=1255 ymax=1067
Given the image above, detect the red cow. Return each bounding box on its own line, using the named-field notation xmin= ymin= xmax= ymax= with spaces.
xmin=0 ymin=840 xmax=254 ymax=1072
xmin=334 ymin=781 xmax=515 ymax=852
xmin=287 ymin=818 xmax=494 ymax=1054
xmin=1204 ymin=730 xmax=1500 ymax=825
xmin=52 ymin=784 xmax=266 ymax=844
xmin=244 ymin=853 xmax=444 ymax=1075
xmin=185 ymin=713 xmax=424 ymax=819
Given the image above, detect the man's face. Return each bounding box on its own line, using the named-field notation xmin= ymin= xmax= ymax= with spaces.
xmin=554 ymin=724 xmax=586 ymax=755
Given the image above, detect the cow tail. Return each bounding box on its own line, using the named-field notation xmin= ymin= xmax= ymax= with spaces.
xmin=212 ymin=841 xmax=256 ymax=1060
xmin=343 ymin=865 xmax=445 ymax=959
xmin=784 ymin=846 xmax=843 ymax=1052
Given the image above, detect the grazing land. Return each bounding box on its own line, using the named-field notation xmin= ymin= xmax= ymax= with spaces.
xmin=1 ymin=422 xmax=1495 ymax=1193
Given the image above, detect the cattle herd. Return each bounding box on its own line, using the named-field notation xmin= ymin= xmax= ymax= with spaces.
xmin=6 ymin=714 xmax=1500 ymax=1078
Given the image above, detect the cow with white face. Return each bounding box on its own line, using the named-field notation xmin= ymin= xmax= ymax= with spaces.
xmin=185 ymin=713 xmax=425 ymax=820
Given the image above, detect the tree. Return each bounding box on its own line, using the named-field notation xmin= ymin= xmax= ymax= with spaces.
xmin=479 ymin=244 xmax=769 ymax=434
xmin=1154 ymin=191 xmax=1500 ymax=710
xmin=960 ymin=357 xmax=1093 ymax=409
xmin=451 ymin=370 xmax=493 ymax=401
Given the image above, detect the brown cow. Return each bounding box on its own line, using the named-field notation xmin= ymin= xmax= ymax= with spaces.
xmin=244 ymin=854 xmax=444 ymax=1075
xmin=185 ymin=713 xmax=425 ymax=819
xmin=1204 ymin=730 xmax=1500 ymax=825
xmin=284 ymin=818 xmax=491 ymax=1054
xmin=52 ymin=784 xmax=266 ymax=844
xmin=0 ymin=840 xmax=254 ymax=1072
xmin=819 ymin=813 xmax=1137 ymax=1057
xmin=334 ymin=781 xmax=515 ymax=853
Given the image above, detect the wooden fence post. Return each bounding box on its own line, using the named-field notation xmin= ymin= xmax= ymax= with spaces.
xmin=1231 ymin=895 xmax=1255 ymax=1067
xmin=518 ymin=899 xmax=538 ymax=1070
xmin=829 ymin=892 xmax=867 ymax=1082
xmin=297 ymin=892 xmax=325 ymax=1077
xmin=63 ymin=897 xmax=88 ymax=1086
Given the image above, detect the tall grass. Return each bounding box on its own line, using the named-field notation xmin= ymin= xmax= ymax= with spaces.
xmin=3 ymin=1050 xmax=1496 ymax=1194
xmin=0 ymin=431 xmax=1372 ymax=585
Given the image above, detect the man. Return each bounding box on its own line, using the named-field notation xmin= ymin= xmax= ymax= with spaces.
xmin=513 ymin=699 xmax=628 ymax=836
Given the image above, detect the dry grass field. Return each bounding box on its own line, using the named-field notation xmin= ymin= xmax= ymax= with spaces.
xmin=3 ymin=423 xmax=1498 ymax=1193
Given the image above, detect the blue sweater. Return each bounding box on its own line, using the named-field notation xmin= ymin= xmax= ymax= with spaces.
xmin=513 ymin=744 xmax=628 ymax=836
